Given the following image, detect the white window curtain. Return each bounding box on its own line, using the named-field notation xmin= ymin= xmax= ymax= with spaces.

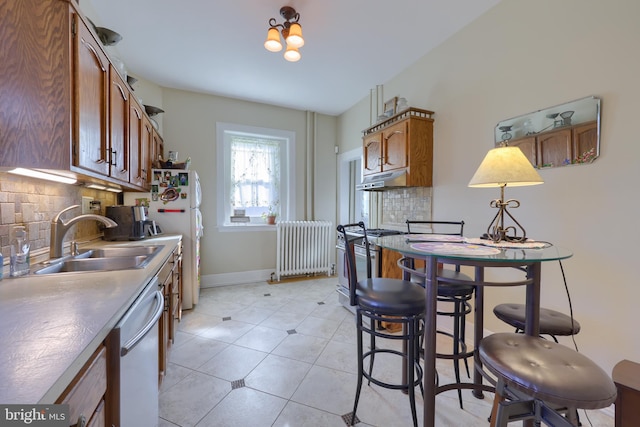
xmin=229 ymin=136 xmax=281 ymax=217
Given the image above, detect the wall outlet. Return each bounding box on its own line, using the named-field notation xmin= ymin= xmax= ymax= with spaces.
xmin=81 ymin=196 xmax=93 ymax=214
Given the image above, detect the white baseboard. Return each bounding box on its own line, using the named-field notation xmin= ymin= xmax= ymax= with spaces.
xmin=201 ymin=269 xmax=273 ymax=288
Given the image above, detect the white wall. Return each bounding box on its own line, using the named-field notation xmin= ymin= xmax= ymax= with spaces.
xmin=337 ymin=0 xmax=640 ymax=375
xmin=159 ymin=88 xmax=337 ymax=282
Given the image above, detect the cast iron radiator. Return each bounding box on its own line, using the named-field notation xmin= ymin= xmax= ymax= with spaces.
xmin=275 ymin=221 xmax=333 ymax=281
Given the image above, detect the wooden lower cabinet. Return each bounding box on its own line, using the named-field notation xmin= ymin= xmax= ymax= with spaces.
xmin=381 ymin=248 xmax=403 ymax=280
xmin=158 ymin=241 xmax=183 ymax=386
xmin=57 ymin=345 xmax=108 ymax=427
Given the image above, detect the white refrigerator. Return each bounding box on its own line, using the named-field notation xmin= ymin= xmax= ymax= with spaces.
xmin=125 ymin=169 xmax=203 ymax=310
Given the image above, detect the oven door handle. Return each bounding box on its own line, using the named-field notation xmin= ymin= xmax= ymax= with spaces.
xmin=121 ymin=290 xmax=164 ymax=356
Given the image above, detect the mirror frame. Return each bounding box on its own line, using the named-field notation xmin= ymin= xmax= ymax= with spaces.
xmin=495 ymin=96 xmax=601 ymax=169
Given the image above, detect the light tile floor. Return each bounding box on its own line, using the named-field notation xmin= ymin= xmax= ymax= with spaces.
xmin=158 ymin=277 xmax=614 ymax=427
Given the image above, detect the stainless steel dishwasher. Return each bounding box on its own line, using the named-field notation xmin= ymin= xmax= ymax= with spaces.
xmin=113 ymin=277 xmax=163 ymax=426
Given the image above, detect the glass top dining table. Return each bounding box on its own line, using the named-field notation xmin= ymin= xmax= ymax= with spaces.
xmin=375 ymin=234 xmax=573 ymax=427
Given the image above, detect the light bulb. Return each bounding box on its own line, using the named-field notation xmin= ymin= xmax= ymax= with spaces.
xmin=284 ymin=45 xmax=301 ymax=62
xmin=264 ymin=27 xmax=282 ymax=52
xmin=285 ymin=23 xmax=304 ymax=48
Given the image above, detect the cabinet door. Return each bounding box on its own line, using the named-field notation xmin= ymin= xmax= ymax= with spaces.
xmin=57 ymin=345 xmax=107 ymax=427
xmin=383 ymin=121 xmax=408 ymax=172
xmin=511 ymin=136 xmax=537 ymax=167
xmin=129 ymin=97 xmax=151 ymax=189
xmin=74 ymin=17 xmax=109 ymax=176
xmin=572 ymin=121 xmax=598 ymax=162
xmin=129 ymin=97 xmax=143 ymax=187
xmin=363 ymin=132 xmax=382 ymax=176
xmin=109 ymin=66 xmax=129 ymax=183
xmin=537 ymin=128 xmax=572 ymax=168
xmin=141 ymin=116 xmax=154 ymax=185
xmin=152 ymin=129 xmax=164 ymax=164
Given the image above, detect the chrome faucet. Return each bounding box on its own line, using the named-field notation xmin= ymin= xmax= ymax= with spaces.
xmin=50 ymin=205 xmax=118 ymax=258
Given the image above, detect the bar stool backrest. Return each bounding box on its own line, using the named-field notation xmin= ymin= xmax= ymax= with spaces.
xmin=337 ymin=222 xmax=372 ymax=306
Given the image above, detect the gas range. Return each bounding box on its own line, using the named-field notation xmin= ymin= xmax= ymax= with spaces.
xmin=336 ymin=227 xmax=404 ymax=249
xmin=351 ymin=228 xmax=405 ymax=238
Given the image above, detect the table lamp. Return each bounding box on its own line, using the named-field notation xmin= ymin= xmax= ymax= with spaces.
xmin=468 ymin=145 xmax=543 ymax=243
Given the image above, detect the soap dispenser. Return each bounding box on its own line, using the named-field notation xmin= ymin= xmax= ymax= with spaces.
xmin=10 ymin=225 xmax=30 ymax=277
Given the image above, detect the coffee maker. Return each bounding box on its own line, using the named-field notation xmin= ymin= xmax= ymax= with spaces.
xmin=103 ymin=206 xmax=147 ymax=240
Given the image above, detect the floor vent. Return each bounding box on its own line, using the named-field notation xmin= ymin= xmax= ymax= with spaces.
xmin=341 ymin=412 xmax=359 ymax=425
xmin=222 ymin=316 xmax=231 ymax=321
xmin=317 ymin=301 xmax=325 ymax=305
xmin=287 ymin=329 xmax=297 ymax=335
xmin=264 ymin=293 xmax=271 ymax=297
xmin=231 ymin=379 xmax=245 ymax=389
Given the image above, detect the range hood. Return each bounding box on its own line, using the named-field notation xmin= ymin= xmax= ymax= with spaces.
xmin=356 ymin=170 xmax=407 ymax=191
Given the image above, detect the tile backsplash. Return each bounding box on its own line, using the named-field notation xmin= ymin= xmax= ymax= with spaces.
xmin=0 ymin=173 xmax=117 ymax=263
xmin=382 ymin=186 xmax=432 ymax=226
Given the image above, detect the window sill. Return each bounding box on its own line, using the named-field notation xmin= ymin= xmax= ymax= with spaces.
xmin=217 ymin=223 xmax=277 ymax=232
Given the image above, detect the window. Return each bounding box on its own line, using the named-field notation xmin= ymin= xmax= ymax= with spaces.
xmin=217 ymin=123 xmax=295 ymax=227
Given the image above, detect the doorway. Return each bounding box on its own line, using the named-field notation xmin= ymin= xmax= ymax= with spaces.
xmin=337 ymin=148 xmax=369 ymax=227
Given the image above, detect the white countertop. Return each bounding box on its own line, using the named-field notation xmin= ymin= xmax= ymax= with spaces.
xmin=0 ymin=234 xmax=182 ymax=404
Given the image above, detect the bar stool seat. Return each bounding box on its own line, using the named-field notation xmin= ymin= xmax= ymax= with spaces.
xmin=493 ymin=303 xmax=580 ymax=342
xmin=479 ymin=333 xmax=617 ymax=426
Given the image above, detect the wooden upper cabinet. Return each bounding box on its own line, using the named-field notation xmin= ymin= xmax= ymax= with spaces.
xmin=0 ymin=0 xmax=73 ymax=169
xmin=508 ymin=120 xmax=599 ymax=168
xmin=152 ymin=129 xmax=165 ymax=165
xmin=109 ymin=66 xmax=129 ymax=183
xmin=141 ymin=116 xmax=154 ymax=185
xmin=537 ymin=128 xmax=572 ymax=168
xmin=129 ymin=97 xmax=152 ymax=189
xmin=0 ymin=1 xmax=159 ymax=190
xmin=383 ymin=121 xmax=408 ymax=172
xmin=363 ymin=133 xmax=382 ymax=176
xmin=572 ymin=120 xmax=598 ymax=160
xmin=74 ymin=15 xmax=110 ymax=176
xmin=511 ymin=136 xmax=537 ymax=167
xmin=361 ymin=108 xmax=434 ymax=187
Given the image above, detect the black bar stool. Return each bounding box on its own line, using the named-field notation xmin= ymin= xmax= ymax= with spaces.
xmin=405 ymin=219 xmax=475 ymax=409
xmin=479 ymin=333 xmax=617 ymax=426
xmin=493 ymin=303 xmax=581 ymax=342
xmin=338 ymin=222 xmax=426 ymax=427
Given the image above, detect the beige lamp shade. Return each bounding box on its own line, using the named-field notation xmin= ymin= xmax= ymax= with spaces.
xmin=468 ymin=146 xmax=544 ymax=188
xmin=264 ymin=27 xmax=283 ymax=52
xmin=284 ymin=45 xmax=301 ymax=62
xmin=286 ymin=23 xmax=304 ymax=48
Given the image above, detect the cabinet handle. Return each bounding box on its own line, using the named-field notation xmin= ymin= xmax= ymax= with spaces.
xmin=111 ymin=149 xmax=117 ymax=166
xmin=114 ymin=81 xmax=127 ymax=101
xmin=80 ymin=38 xmax=107 ymax=72
xmin=384 ymin=130 xmax=404 ymax=141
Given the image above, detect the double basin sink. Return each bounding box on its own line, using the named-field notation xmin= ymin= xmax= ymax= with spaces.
xmin=34 ymin=245 xmax=164 ymax=275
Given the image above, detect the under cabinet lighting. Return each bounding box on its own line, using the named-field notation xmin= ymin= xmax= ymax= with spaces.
xmin=85 ymin=183 xmax=122 ymax=192
xmin=8 ymin=168 xmax=77 ymax=184
xmin=85 ymin=183 xmax=107 ymax=190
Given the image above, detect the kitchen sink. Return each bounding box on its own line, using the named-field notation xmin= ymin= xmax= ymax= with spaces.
xmin=33 ymin=245 xmax=164 ymax=275
xmin=34 ymin=256 xmax=149 ymax=275
xmin=76 ymin=245 xmax=163 ymax=259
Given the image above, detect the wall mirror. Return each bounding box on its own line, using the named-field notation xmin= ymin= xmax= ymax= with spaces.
xmin=495 ymin=96 xmax=601 ymax=169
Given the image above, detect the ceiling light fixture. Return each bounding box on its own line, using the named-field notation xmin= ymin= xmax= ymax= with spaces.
xmin=264 ymin=6 xmax=304 ymax=62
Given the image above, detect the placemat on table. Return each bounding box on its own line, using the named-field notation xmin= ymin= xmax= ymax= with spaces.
xmin=410 ymin=242 xmax=501 ymax=256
